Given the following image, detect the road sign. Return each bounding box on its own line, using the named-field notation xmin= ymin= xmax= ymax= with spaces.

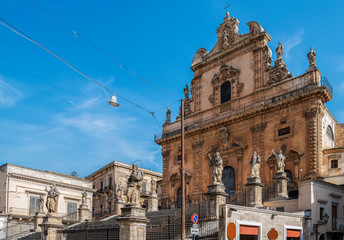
xmin=191 ymin=227 xmax=199 ymax=235
xmin=191 ymin=213 xmax=199 ymax=224
xmin=192 ymin=224 xmax=199 ymax=229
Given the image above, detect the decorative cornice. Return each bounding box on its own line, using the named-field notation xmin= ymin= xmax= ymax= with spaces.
xmin=9 ymin=173 xmax=93 ymax=193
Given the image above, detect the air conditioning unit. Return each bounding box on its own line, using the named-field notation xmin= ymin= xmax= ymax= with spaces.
xmin=338 ymin=224 xmax=344 ymax=231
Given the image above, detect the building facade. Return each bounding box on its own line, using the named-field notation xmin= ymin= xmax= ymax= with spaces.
xmin=264 ymin=179 xmax=344 ymax=239
xmin=0 ymin=163 xmax=93 ymax=239
xmin=86 ymin=161 xmax=162 ymax=219
xmin=155 ymin=12 xmax=344 ymax=209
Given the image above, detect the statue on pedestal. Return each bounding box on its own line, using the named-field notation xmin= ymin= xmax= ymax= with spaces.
xmin=207 ymin=152 xmax=223 ymax=185
xmin=81 ymin=191 xmax=87 ymax=206
xmin=126 ymin=164 xmax=144 ymax=206
xmin=46 ymin=183 xmax=60 ymax=214
xmin=150 ymin=177 xmax=156 ymax=194
xmin=272 ymin=149 xmax=286 ymax=172
xmin=38 ymin=195 xmax=44 ymax=213
xmin=249 ymin=151 xmax=261 ymax=178
xmin=307 ymin=47 xmax=317 ymax=68
xmin=276 ymin=42 xmax=284 ymax=60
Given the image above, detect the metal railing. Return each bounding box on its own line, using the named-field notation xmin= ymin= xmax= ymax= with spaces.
xmin=155 ymin=81 xmax=330 ymax=141
xmin=146 ymin=200 xmax=218 ymax=240
xmin=321 ymin=76 xmax=333 ymax=95
xmin=332 ymin=218 xmax=344 ymax=231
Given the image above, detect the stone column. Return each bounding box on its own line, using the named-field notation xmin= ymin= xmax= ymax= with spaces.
xmin=34 ymin=211 xmax=45 ymax=232
xmin=147 ymin=194 xmax=159 ymax=212
xmin=245 ymin=177 xmax=263 ymax=208
xmin=114 ymin=200 xmax=126 ymax=215
xmin=273 ymin=171 xmax=288 ymax=199
xmin=116 ymin=204 xmax=149 ymax=240
xmin=39 ymin=214 xmax=64 ymax=240
xmin=78 ymin=204 xmax=89 ymax=221
xmin=205 ymin=184 xmax=228 ymax=219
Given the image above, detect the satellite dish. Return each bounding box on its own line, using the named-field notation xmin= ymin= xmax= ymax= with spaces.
xmin=108 ymin=94 xmax=119 ymax=108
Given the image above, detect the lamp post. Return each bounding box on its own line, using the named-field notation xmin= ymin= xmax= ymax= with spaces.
xmin=313 ymin=212 xmax=329 ymax=240
xmin=180 ymin=99 xmax=186 ymax=240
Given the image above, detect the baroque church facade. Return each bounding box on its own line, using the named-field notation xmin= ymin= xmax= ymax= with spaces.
xmin=155 ymin=12 xmax=344 ymax=209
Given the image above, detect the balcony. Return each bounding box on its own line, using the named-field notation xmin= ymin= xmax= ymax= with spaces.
xmin=321 ymin=76 xmax=333 ymax=95
xmin=332 ymin=218 xmax=344 ymax=231
xmin=105 ymin=185 xmax=114 ymax=193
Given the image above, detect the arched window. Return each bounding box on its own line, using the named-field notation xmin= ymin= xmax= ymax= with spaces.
xmin=285 ymin=170 xmax=293 ymax=183
xmin=326 ymin=126 xmax=334 ymax=141
xmin=221 ymin=82 xmax=231 ymax=104
xmin=222 ymin=166 xmax=235 ymax=198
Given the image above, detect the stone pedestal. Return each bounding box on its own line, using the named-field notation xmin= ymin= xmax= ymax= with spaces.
xmin=114 ymin=201 xmax=126 ymax=215
xmin=245 ymin=177 xmax=263 ymax=208
xmin=39 ymin=214 xmax=64 ymax=240
xmin=34 ymin=212 xmax=45 ymax=232
xmin=273 ymin=171 xmax=288 ymax=199
xmin=147 ymin=194 xmax=159 ymax=212
xmin=205 ymin=184 xmax=228 ymax=219
xmin=78 ymin=204 xmax=89 ymax=221
xmin=117 ymin=204 xmax=149 ymax=240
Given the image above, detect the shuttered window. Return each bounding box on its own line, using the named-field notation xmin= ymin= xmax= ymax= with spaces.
xmin=29 ymin=196 xmax=39 ymax=215
xmin=67 ymin=202 xmax=78 ymax=220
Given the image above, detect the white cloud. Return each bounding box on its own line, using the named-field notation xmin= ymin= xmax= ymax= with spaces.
xmin=0 ymin=78 xmax=23 ymax=107
xmin=283 ymin=30 xmax=304 ymax=60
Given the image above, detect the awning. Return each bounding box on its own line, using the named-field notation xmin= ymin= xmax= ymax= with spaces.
xmin=287 ymin=229 xmax=301 ymax=237
xmin=240 ymin=225 xmax=259 ymax=235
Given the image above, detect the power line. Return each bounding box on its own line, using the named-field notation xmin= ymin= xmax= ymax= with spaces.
xmin=28 ymin=0 xmax=178 ymax=97
xmin=0 ymin=17 xmax=178 ymax=129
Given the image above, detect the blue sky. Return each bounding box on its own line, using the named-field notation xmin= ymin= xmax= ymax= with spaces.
xmin=0 ymin=0 xmax=343 ymax=177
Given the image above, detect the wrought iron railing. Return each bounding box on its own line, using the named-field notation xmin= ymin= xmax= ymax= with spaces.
xmin=321 ymin=76 xmax=333 ymax=95
xmin=155 ymin=82 xmax=326 ymax=141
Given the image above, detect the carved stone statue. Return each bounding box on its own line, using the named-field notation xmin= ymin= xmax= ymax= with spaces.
xmin=272 ymin=149 xmax=286 ymax=172
xmin=222 ymin=30 xmax=230 ymax=49
xmin=38 ymin=195 xmax=44 ymax=213
xmin=126 ymin=164 xmax=144 ymax=206
xmin=307 ymin=47 xmax=317 ymax=68
xmin=184 ymin=84 xmax=189 ymax=100
xmin=276 ymin=42 xmax=284 ymax=60
xmin=249 ymin=151 xmax=261 ymax=178
xmin=165 ymin=107 xmax=171 ymax=125
xmin=150 ymin=177 xmax=156 ymax=194
xmin=117 ymin=186 xmax=126 ymax=202
xmin=81 ymin=191 xmax=87 ymax=206
xmin=46 ymin=183 xmax=60 ymax=214
xmin=219 ymin=125 xmax=229 ymax=148
xmin=207 ymin=152 xmax=223 ymax=185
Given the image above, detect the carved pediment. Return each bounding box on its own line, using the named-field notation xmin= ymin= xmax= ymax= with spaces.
xmin=169 ymin=171 xmax=192 ymax=186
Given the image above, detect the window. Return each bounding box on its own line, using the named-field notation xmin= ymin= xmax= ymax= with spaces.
xmin=108 ymin=201 xmax=111 ymax=214
xmin=100 ymin=204 xmax=103 ymax=215
xmin=332 ymin=203 xmax=338 ymax=230
xmin=326 ymin=126 xmax=334 ymax=141
xmin=142 ymin=182 xmax=147 ymax=194
xmin=319 ymin=206 xmax=325 ymax=221
xmin=221 ymin=82 xmax=231 ymax=104
xmin=67 ymin=202 xmax=77 ymax=220
xmin=100 ymin=181 xmax=103 ymax=191
xmin=29 ymin=196 xmax=40 ymax=215
xmin=278 ymin=127 xmax=290 ymax=136
xmin=331 ymin=159 xmax=338 ymax=169
xmin=109 ymin=176 xmax=112 ymax=188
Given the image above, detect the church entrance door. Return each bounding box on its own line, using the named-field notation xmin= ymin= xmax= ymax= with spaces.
xmin=222 ymin=166 xmax=235 ymax=198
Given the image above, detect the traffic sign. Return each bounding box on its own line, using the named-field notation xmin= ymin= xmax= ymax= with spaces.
xmin=191 ymin=213 xmax=199 ymax=224
xmin=191 ymin=227 xmax=199 ymax=235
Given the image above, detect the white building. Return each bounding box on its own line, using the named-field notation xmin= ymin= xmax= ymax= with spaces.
xmin=0 ymin=163 xmax=93 ymax=239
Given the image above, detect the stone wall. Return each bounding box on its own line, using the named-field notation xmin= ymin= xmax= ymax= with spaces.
xmin=335 ymin=123 xmax=344 ymax=147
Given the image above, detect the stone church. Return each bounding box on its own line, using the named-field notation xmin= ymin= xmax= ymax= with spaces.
xmin=155 ymin=12 xmax=344 ymax=209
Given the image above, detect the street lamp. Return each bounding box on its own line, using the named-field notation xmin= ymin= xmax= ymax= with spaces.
xmin=109 ymin=94 xmax=120 ymax=108
xmin=313 ymin=212 xmax=329 ymax=240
